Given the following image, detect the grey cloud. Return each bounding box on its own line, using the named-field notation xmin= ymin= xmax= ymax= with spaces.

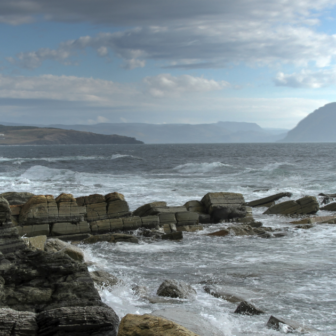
xmin=275 ymin=69 xmax=336 ymax=88
xmin=1 ymin=0 xmax=335 ymax=26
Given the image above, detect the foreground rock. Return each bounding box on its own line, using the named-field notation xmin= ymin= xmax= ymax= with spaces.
xmin=247 ymin=192 xmax=292 ymax=207
xmin=267 ymin=315 xmax=318 ymax=334
xmin=0 ymin=308 xmax=38 ymax=334
xmin=264 ymin=196 xmax=319 ymax=216
xmin=118 ymin=314 xmax=200 ymax=336
xmin=234 ymin=301 xmax=265 ymax=315
xmin=157 ymin=279 xmax=196 ymax=299
xmin=152 ymin=308 xmax=222 ymax=336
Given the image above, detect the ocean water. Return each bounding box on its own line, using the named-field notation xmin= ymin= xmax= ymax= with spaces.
xmin=1 ymin=143 xmax=336 ymax=335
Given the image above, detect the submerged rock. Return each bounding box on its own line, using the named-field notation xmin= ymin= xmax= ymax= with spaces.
xmin=211 ymin=205 xmax=247 ymax=223
xmin=118 ymin=314 xmax=199 ymax=336
xmin=267 ymin=315 xmax=318 ymax=334
xmin=204 ymin=285 xmax=244 ymax=303
xmin=157 ymin=279 xmax=196 ymax=299
xmin=90 ymin=270 xmax=122 ymax=289
xmin=207 ymin=229 xmax=230 ymax=237
xmin=234 ymin=301 xmax=265 ymax=315
xmin=162 ymin=231 xmax=183 ymax=240
xmin=151 ymin=308 xmax=223 ymax=336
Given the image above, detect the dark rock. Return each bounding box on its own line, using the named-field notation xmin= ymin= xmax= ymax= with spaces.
xmin=83 ymin=233 xmax=138 ymax=244
xmin=0 ymin=192 xmax=35 ymax=205
xmin=295 ymin=224 xmax=314 ymax=229
xmin=0 ymin=308 xmax=38 ymax=335
xmin=175 ymin=211 xmax=199 ymax=226
xmin=37 ymin=306 xmax=119 ymax=336
xmin=204 ymin=285 xmax=244 ymax=303
xmin=57 ymin=233 xmax=92 ymax=242
xmin=132 ymin=202 xmax=167 ymax=217
xmin=321 ymin=202 xmax=336 ymax=211
xmin=157 ymin=279 xmax=196 ymax=299
xmin=211 ymin=205 xmax=247 ymax=223
xmin=247 ymin=192 xmax=292 ymax=207
xmin=44 ymin=238 xmax=84 ymax=262
xmin=249 ymin=221 xmax=263 ymax=228
xmin=264 ymin=196 xmax=319 ymax=216
xmin=162 ymin=231 xmax=183 ymax=240
xmin=184 ymin=200 xmax=207 ymax=214
xmin=198 ymin=214 xmax=212 ymax=224
xmin=201 ymin=192 xmax=245 ymax=214
xmin=234 ymin=301 xmax=265 ymax=315
xmin=267 ymin=315 xmax=318 ymax=334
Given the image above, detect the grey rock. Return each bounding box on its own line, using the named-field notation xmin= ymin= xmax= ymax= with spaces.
xmin=133 ymin=202 xmax=167 ymax=217
xmin=45 ymin=238 xmax=84 ymax=262
xmin=267 ymin=315 xmax=318 ymax=334
xmin=90 ymin=270 xmax=122 ymax=289
xmin=0 ymin=192 xmax=35 ymax=205
xmin=199 ymin=214 xmax=212 ymax=224
xmin=204 ymin=285 xmax=244 ymax=303
xmin=0 ymin=308 xmax=37 ymax=335
xmin=234 ymin=301 xmax=265 ymax=315
xmin=37 ymin=306 xmax=119 ymax=336
xmin=211 ymin=205 xmax=247 ymax=223
xmin=321 ymin=202 xmax=336 ymax=211
xmin=157 ymin=279 xmax=196 ymax=299
xmin=202 ymin=192 xmax=245 ymax=214
xmin=151 ymin=308 xmax=223 ymax=336
xmin=247 ymin=192 xmax=292 ymax=207
xmin=162 ymin=231 xmax=183 ymax=240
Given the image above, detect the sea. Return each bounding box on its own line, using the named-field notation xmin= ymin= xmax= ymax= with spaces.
xmin=1 ymin=143 xmax=336 ymax=335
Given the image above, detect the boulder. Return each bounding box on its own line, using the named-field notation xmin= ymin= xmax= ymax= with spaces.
xmin=0 ymin=308 xmax=37 ymax=335
xmin=159 ymin=212 xmax=177 ymax=225
xmin=204 ymin=285 xmax=244 ymax=303
xmin=83 ymin=233 xmax=138 ymax=244
xmin=107 ymin=200 xmax=130 ymax=218
xmin=234 ymin=301 xmax=265 ymax=315
xmin=23 ymin=235 xmax=47 ymax=251
xmin=247 ymin=192 xmax=292 ymax=207
xmin=90 ymin=270 xmax=122 ymax=288
xmin=151 ymin=308 xmax=223 ymax=336
xmin=118 ymin=314 xmax=199 ymax=336
xmin=201 ymin=192 xmax=245 ymax=214
xmin=175 ymin=211 xmax=199 ymax=226
xmin=86 ymin=202 xmax=107 ymax=221
xmin=55 ymin=193 xmax=76 ymax=203
xmin=133 ymin=201 xmax=167 ymax=217
xmin=37 ymin=306 xmax=119 ymax=336
xmin=91 ymin=218 xmax=111 ymax=233
xmin=211 ymin=205 xmax=247 ymax=223
xmin=141 ymin=215 xmax=159 ymax=229
xmin=184 ymin=200 xmax=207 ymax=213
xmin=110 ymin=218 xmax=124 ymax=231
xmin=122 ymin=216 xmax=142 ymax=230
xmin=162 ymin=231 xmax=183 ymax=240
xmin=157 ymin=279 xmax=196 ymax=299
xmin=45 ymin=238 xmax=84 ymax=262
xmin=51 ymin=221 xmax=90 ymax=236
xmin=264 ymin=196 xmax=319 ymax=216
xmin=321 ymin=202 xmax=336 ymax=211
xmin=105 ymin=192 xmax=125 ymax=202
xmin=0 ymin=192 xmax=35 ymax=205
xmin=76 ymin=193 xmax=105 ymax=206
xmin=267 ymin=315 xmax=318 ymax=334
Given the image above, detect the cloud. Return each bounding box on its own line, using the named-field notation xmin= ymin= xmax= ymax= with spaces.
xmin=143 ymin=74 xmax=230 ymax=97
xmin=5 ymin=1 xmax=336 ymax=69
xmin=274 ymin=68 xmax=336 ymax=88
xmin=0 ymin=73 xmax=328 ymax=128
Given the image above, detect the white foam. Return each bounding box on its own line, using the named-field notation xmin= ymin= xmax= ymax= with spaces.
xmin=173 ymin=162 xmax=234 ymax=174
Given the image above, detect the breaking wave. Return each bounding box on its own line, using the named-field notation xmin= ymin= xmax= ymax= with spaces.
xmin=173 ymin=162 xmax=234 ymax=174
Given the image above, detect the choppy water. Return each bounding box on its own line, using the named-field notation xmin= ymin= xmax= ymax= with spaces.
xmin=1 ymin=143 xmax=336 ymax=335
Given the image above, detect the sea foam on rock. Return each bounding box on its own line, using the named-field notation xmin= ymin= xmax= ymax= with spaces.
xmin=157 ymin=279 xmax=196 ymax=299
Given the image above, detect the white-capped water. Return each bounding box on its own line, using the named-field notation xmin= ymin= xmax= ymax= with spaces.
xmin=0 ymin=143 xmax=335 ymax=335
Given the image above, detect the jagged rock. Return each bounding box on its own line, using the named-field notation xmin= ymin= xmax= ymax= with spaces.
xmin=204 ymin=285 xmax=244 ymax=303
xmin=247 ymin=192 xmax=292 ymax=207
xmin=151 ymin=308 xmax=223 ymax=336
xmin=234 ymin=301 xmax=265 ymax=315
xmin=45 ymin=238 xmax=84 ymax=262
xmin=83 ymin=233 xmax=138 ymax=244
xmin=201 ymin=192 xmax=245 ymax=214
xmin=90 ymin=270 xmax=122 ymax=289
xmin=157 ymin=279 xmax=196 ymax=299
xmin=37 ymin=306 xmax=119 ymax=336
xmin=264 ymin=196 xmax=319 ymax=216
xmin=0 ymin=192 xmax=35 ymax=205
xmin=184 ymin=200 xmax=207 ymax=213
xmin=207 ymin=229 xmax=230 ymax=237
xmin=118 ymin=314 xmax=199 ymax=336
xmin=23 ymin=235 xmax=47 ymax=251
xmin=162 ymin=231 xmax=183 ymax=240
xmin=0 ymin=308 xmax=38 ymax=335
xmin=267 ymin=315 xmax=318 ymax=334
xmin=211 ymin=205 xmax=247 ymax=223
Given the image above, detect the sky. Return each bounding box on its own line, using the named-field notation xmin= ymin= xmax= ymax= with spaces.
xmin=1 ymin=0 xmax=336 ymax=129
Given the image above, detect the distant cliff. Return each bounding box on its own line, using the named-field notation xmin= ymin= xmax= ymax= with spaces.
xmin=281 ymin=103 xmax=336 ymax=142
xmin=0 ymin=125 xmax=143 ymax=145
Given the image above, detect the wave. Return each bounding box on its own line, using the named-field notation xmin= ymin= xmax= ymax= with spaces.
xmin=173 ymin=162 xmax=234 ymax=174
xmin=0 ymin=156 xmax=108 ymax=164
xmin=111 ymin=154 xmax=142 ymax=160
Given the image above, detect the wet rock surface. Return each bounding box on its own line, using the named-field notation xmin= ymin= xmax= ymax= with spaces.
xmin=204 ymin=285 xmax=244 ymax=303
xmin=157 ymin=279 xmax=196 ymax=299
xmin=247 ymin=192 xmax=292 ymax=207
xmin=234 ymin=301 xmax=265 ymax=315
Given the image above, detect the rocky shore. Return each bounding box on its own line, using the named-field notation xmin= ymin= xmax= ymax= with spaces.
xmin=0 ymin=190 xmax=331 ymax=335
